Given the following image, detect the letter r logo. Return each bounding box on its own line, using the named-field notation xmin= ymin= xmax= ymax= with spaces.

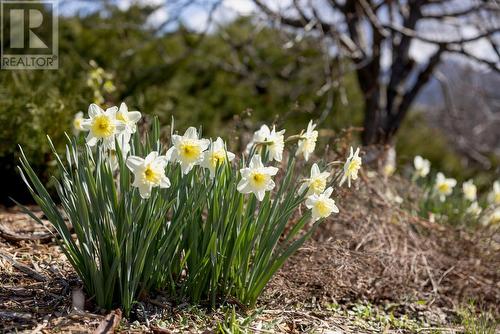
xmin=9 ymin=8 xmax=48 ymax=48
xmin=1 ymin=0 xmax=58 ymax=70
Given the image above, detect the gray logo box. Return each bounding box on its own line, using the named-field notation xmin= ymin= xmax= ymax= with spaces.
xmin=1 ymin=0 xmax=58 ymax=70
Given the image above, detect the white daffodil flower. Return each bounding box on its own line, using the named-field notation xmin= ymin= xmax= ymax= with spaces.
xmin=200 ymin=137 xmax=236 ymax=178
xmin=81 ymin=104 xmax=125 ymax=149
xmin=462 ymin=179 xmax=477 ymax=202
xmin=126 ymin=152 xmax=170 ymax=199
xmin=237 ymin=154 xmax=279 ymax=201
xmin=413 ymin=155 xmax=430 ymax=178
xmin=482 ymin=207 xmax=500 ymax=226
xmin=434 ymin=172 xmax=457 ymax=202
xmin=166 ymin=127 xmax=210 ymax=175
xmin=489 ymin=208 xmax=500 ymax=225
xmin=466 ymin=201 xmax=482 ymax=217
xmin=487 ymin=180 xmax=500 ymax=205
xmin=245 ymin=125 xmax=268 ymax=153
xmin=299 ymin=163 xmax=330 ymax=196
xmin=305 ymin=187 xmax=339 ymax=222
xmin=339 ymin=147 xmax=362 ymax=188
xmin=296 ymin=120 xmax=318 ymax=161
xmin=116 ymin=102 xmax=142 ymax=136
xmin=73 ymin=111 xmax=84 ymax=135
xmin=246 ymin=125 xmax=285 ymax=162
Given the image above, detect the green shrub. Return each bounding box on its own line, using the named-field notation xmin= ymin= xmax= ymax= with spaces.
xmin=1 ymin=9 xmax=363 ymax=204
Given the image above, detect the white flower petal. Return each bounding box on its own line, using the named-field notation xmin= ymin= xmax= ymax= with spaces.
xmin=86 ymin=134 xmax=98 ymax=146
xmin=145 ymin=151 xmax=159 ymax=164
xmin=126 ymin=156 xmax=144 ymax=172
xmin=160 ymin=176 xmax=171 ymax=188
xmin=138 ymin=184 xmax=152 ymax=199
xmin=127 ymin=111 xmax=142 ymax=122
xmin=256 ymin=191 xmax=265 ymax=201
xmin=88 ymin=104 xmax=102 ymax=117
xmin=81 ymin=119 xmax=91 ymax=130
xmin=249 ymin=155 xmax=263 ymax=169
xmin=323 ymin=187 xmax=334 ymax=197
xmin=119 ymin=102 xmax=128 ymax=113
xmin=237 ymin=179 xmax=249 ymax=192
xmin=184 ymin=127 xmax=198 ymax=139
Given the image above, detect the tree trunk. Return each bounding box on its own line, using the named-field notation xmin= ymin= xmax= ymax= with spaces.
xmin=361 ymin=104 xmax=381 ymax=145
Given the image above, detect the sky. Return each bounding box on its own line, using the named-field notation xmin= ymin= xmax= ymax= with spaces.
xmin=59 ymin=0 xmax=256 ymax=31
xmin=58 ymin=0 xmax=498 ymax=69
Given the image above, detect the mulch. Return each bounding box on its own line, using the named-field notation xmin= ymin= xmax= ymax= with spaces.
xmin=265 ymin=174 xmax=500 ymax=320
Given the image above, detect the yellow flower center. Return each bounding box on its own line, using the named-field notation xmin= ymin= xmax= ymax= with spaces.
xmin=144 ymin=165 xmax=160 ymax=184
xmin=310 ymin=178 xmax=326 ymax=194
xmin=73 ymin=118 xmax=82 ymax=130
xmin=495 ymin=193 xmax=500 ymax=204
xmin=209 ymin=151 xmax=226 ymax=168
xmin=347 ymin=159 xmax=361 ymax=175
xmin=179 ymin=141 xmax=201 ymax=162
xmin=91 ymin=115 xmax=114 ymax=138
xmin=315 ymin=200 xmax=330 ymax=217
xmin=250 ymin=172 xmax=267 ymax=188
xmin=437 ymin=183 xmax=450 ymax=194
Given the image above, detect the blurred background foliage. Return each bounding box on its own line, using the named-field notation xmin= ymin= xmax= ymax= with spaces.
xmin=0 ymin=4 xmax=497 ymax=203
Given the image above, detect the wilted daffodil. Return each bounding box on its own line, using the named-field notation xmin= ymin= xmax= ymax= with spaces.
xmin=116 ymin=102 xmax=142 ymax=136
xmin=126 ymin=152 xmax=170 ymax=199
xmin=434 ymin=172 xmax=457 ymax=202
xmin=306 ymin=187 xmax=339 ymax=221
xmin=413 ymin=155 xmax=430 ymax=178
xmin=237 ymin=154 xmax=278 ymax=201
xmin=487 ymin=181 xmax=500 ymax=205
xmin=73 ymin=112 xmax=84 ymax=134
xmin=339 ymin=147 xmax=362 ymax=188
xmin=166 ymin=127 xmax=210 ymax=175
xmin=299 ymin=163 xmax=330 ymax=196
xmin=247 ymin=125 xmax=285 ymax=162
xmin=201 ymin=137 xmax=235 ymax=178
xmin=296 ymin=120 xmax=318 ymax=161
xmin=462 ymin=179 xmax=477 ymax=202
xmin=81 ymin=104 xmax=125 ymax=149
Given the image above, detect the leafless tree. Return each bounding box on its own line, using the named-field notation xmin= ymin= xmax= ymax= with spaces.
xmin=429 ymin=65 xmax=500 ymax=168
xmin=252 ymin=0 xmax=500 ymax=145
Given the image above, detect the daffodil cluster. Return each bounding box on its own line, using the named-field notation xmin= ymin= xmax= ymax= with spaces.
xmin=20 ymin=105 xmax=363 ymax=316
xmin=411 ymin=155 xmax=499 ymax=227
xmin=75 ymin=107 xmax=361 ymax=220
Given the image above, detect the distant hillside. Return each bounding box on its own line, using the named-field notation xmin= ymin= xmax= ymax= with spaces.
xmin=416 ymin=59 xmax=500 ymax=111
xmin=414 ymin=58 xmax=500 ymax=161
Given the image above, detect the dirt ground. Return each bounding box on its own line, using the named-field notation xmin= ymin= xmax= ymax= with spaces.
xmin=0 ymin=174 xmax=499 ymax=333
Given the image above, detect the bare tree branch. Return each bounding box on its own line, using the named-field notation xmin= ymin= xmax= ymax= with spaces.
xmin=251 ymin=0 xmax=500 ymax=145
xmin=423 ymin=2 xmax=500 ymax=19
